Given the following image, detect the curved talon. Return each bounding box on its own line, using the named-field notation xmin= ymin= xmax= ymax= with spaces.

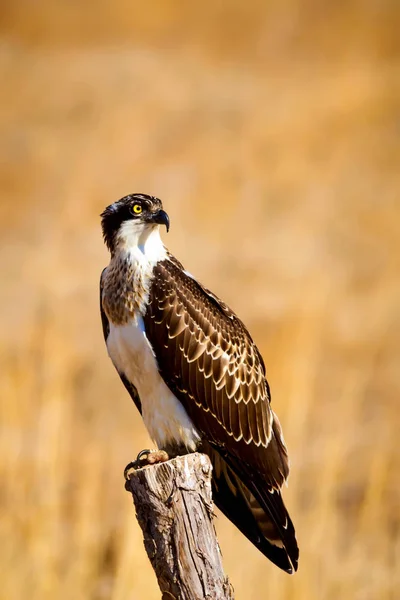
xmin=124 ymin=449 xmax=170 ymax=481
xmin=136 ymin=448 xmax=152 ymax=462
xmin=123 ymin=449 xmax=152 ymax=480
xmin=124 ymin=461 xmax=137 ymax=481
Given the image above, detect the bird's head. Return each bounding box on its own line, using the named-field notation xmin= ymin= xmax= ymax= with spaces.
xmin=101 ymin=194 xmax=170 ymax=254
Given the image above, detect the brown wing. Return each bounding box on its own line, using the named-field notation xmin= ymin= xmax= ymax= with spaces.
xmin=143 ymin=257 xmax=298 ymax=571
xmin=144 ymin=257 xmax=288 ymax=488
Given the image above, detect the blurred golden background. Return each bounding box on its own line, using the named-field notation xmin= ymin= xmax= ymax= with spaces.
xmin=1 ymin=1 xmax=399 ymax=599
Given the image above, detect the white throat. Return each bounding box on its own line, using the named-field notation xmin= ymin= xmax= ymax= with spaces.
xmin=115 ymin=221 xmax=167 ymax=264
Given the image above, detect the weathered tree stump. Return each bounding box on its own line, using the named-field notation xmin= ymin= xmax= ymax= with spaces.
xmin=125 ymin=452 xmax=234 ymax=600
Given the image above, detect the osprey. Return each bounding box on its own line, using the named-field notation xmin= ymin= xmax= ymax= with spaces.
xmin=100 ymin=193 xmax=299 ymax=573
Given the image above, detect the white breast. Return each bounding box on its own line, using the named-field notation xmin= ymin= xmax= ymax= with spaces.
xmin=106 ymin=315 xmax=200 ymax=451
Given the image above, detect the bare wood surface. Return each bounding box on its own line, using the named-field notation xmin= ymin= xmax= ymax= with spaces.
xmin=125 ymin=452 xmax=234 ymax=600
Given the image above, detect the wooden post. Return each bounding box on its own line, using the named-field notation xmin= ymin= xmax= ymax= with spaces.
xmin=125 ymin=452 xmax=234 ymax=600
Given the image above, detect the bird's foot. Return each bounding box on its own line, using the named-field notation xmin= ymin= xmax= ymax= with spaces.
xmin=124 ymin=449 xmax=170 ymax=480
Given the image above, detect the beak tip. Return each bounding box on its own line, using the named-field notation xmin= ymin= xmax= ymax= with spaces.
xmin=153 ymin=209 xmax=170 ymax=232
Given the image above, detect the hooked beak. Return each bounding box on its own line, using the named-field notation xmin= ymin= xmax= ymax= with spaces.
xmin=151 ymin=209 xmax=170 ymax=232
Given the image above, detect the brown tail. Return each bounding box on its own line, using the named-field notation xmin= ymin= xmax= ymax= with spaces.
xmin=208 ymin=443 xmax=299 ymax=573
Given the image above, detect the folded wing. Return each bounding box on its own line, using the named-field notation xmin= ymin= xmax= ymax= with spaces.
xmin=143 ymin=257 xmax=299 ymax=572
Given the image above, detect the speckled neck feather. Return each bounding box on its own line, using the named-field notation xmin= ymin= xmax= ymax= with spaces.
xmin=101 ymin=223 xmax=166 ymax=325
xmin=101 ymin=253 xmax=150 ymax=325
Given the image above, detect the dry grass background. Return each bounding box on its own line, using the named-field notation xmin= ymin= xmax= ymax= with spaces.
xmin=1 ymin=1 xmax=399 ymax=599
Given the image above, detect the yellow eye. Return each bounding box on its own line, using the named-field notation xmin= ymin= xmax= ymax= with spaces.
xmin=132 ymin=204 xmax=142 ymax=215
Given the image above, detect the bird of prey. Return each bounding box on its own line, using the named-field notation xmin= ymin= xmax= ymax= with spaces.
xmin=100 ymin=193 xmax=299 ymax=573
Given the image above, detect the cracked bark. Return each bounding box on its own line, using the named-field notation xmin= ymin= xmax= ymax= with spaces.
xmin=125 ymin=452 xmax=234 ymax=600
